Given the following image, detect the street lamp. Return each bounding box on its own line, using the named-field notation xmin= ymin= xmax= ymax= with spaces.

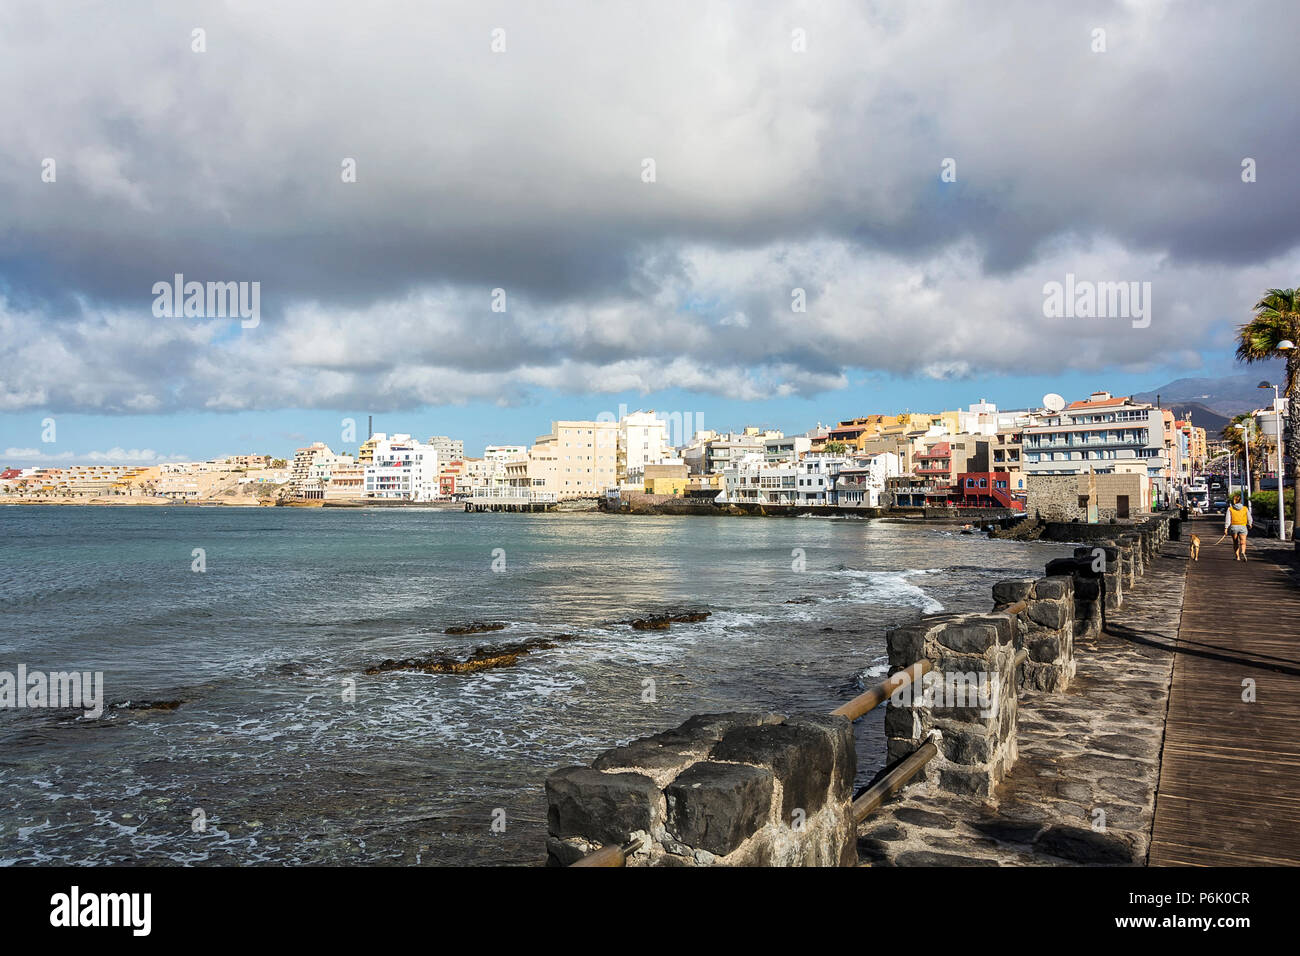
xmin=1234 ymin=421 xmax=1253 ymax=511
xmin=1260 ymin=378 xmax=1289 ymax=541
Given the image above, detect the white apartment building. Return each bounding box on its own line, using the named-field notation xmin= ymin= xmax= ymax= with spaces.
xmin=293 ymin=449 xmax=356 ymax=500
xmin=309 ymin=453 xmax=356 ymax=498
xmin=833 ymin=453 xmax=903 ymax=507
xmin=1023 ymin=391 xmax=1173 ymax=503
xmin=719 ymin=453 xmax=898 ymax=506
xmin=464 ymin=446 xmax=528 ymax=496
xmin=618 ymin=410 xmax=671 ymax=483
xmin=764 ymin=434 xmax=812 ymax=465
xmin=364 ymin=434 xmax=440 ymax=501
xmin=956 ymin=401 xmax=1041 ymax=437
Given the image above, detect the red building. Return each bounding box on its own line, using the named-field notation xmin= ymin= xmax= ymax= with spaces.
xmin=914 ymin=441 xmax=952 ymax=480
xmin=439 ymin=459 xmax=467 ymax=497
xmin=951 ymin=472 xmax=1024 ymax=510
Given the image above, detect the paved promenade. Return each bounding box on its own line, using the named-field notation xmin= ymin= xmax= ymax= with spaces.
xmin=1149 ymin=517 xmax=1300 ymax=865
xmin=859 ymin=541 xmax=1187 ymax=865
xmin=859 ymin=517 xmax=1300 ymax=866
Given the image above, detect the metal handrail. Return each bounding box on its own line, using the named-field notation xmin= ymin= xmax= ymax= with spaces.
xmin=570 ymin=837 xmax=643 ymax=867
xmin=831 ymin=660 xmax=932 ymax=721
xmin=851 ymin=738 xmax=939 ymax=824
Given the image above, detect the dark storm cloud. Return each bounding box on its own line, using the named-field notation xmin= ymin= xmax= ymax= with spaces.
xmin=1 ymin=0 xmax=1298 ymax=413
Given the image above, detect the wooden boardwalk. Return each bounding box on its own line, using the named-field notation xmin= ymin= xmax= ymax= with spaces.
xmin=1149 ymin=517 xmax=1300 ymax=865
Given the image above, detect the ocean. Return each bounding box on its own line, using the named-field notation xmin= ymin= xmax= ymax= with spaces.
xmin=0 ymin=506 xmax=1073 ymax=865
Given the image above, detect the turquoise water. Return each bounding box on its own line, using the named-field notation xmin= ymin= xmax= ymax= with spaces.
xmin=0 ymin=506 xmax=1072 ymax=865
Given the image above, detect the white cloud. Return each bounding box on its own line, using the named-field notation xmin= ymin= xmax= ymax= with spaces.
xmin=0 ymin=1 xmax=1297 ymax=415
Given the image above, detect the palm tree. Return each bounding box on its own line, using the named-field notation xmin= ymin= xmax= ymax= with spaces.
xmin=824 ymin=440 xmax=849 ymax=455
xmin=1236 ymin=289 xmax=1299 ymax=540
xmin=1221 ymin=414 xmax=1269 ymax=492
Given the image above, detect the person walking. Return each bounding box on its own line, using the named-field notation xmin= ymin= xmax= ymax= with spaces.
xmin=1225 ymin=493 xmax=1252 ymax=561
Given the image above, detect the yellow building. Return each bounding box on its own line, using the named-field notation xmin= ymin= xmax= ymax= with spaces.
xmin=357 ymin=436 xmax=379 ymax=464
xmin=644 ymin=462 xmax=689 ymax=496
xmin=646 ymin=476 xmax=687 ymax=495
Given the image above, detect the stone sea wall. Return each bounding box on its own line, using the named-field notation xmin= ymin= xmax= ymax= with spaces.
xmin=546 ymin=712 xmax=857 ymax=866
xmin=545 ymin=514 xmax=1172 ymax=866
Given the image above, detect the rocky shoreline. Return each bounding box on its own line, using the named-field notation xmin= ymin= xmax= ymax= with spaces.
xmin=363 ymin=611 xmax=714 ymax=677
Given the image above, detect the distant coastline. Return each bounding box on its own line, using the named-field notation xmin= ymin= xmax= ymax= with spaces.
xmin=0 ymin=495 xmax=265 ymax=507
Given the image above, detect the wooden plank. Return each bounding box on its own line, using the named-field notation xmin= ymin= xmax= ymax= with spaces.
xmin=1149 ymin=518 xmax=1300 ymax=867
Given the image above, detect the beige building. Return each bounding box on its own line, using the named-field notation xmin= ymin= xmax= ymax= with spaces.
xmin=292 ymin=442 xmax=353 ymax=497
xmin=540 ymin=420 xmax=619 ymax=497
xmin=212 ymin=455 xmax=273 ymax=469
xmin=159 ymin=469 xmax=243 ymax=500
xmin=322 ymin=462 xmax=365 ymax=500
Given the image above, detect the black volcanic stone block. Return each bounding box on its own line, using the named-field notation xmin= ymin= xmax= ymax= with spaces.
xmin=710 ymin=718 xmax=839 ymax=816
xmin=1035 ymin=573 xmax=1075 ymax=599
xmin=592 ymin=712 xmax=779 ymax=773
xmin=992 ymin=579 xmax=1035 ymax=604
xmin=1028 ymin=600 xmax=1069 ymax=630
xmin=546 ymin=767 xmax=658 ymax=844
xmin=665 ymin=761 xmax=773 ymax=856
xmin=935 ymin=620 xmax=999 ymax=654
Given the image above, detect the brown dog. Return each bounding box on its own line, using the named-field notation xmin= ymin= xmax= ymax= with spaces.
xmin=1189 ymin=534 xmax=1200 ymax=561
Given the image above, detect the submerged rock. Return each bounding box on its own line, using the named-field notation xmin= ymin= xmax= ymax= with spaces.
xmin=365 ymin=634 xmax=580 ymax=676
xmin=444 ymin=621 xmax=507 ymax=635
xmin=625 ymin=610 xmax=711 ymax=630
xmin=110 ymin=700 xmax=183 ymax=712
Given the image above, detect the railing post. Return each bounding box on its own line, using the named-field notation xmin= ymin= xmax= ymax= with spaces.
xmin=883 ymin=611 xmax=1020 ymax=797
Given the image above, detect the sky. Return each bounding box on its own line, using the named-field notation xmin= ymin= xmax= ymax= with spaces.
xmin=2 ymin=0 xmax=1298 ymax=464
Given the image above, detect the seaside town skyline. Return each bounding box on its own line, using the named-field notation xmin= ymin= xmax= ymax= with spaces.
xmin=5 ymin=381 xmax=1285 ymax=514
xmin=2 ymin=358 xmax=1286 ymax=468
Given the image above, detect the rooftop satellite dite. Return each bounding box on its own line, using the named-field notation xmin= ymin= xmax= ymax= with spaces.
xmin=1042 ymin=393 xmax=1066 ymax=412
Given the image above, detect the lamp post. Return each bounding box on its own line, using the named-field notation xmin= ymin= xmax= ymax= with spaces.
xmin=1235 ymin=421 xmax=1253 ymax=505
xmin=1259 ymin=378 xmax=1289 ymax=541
